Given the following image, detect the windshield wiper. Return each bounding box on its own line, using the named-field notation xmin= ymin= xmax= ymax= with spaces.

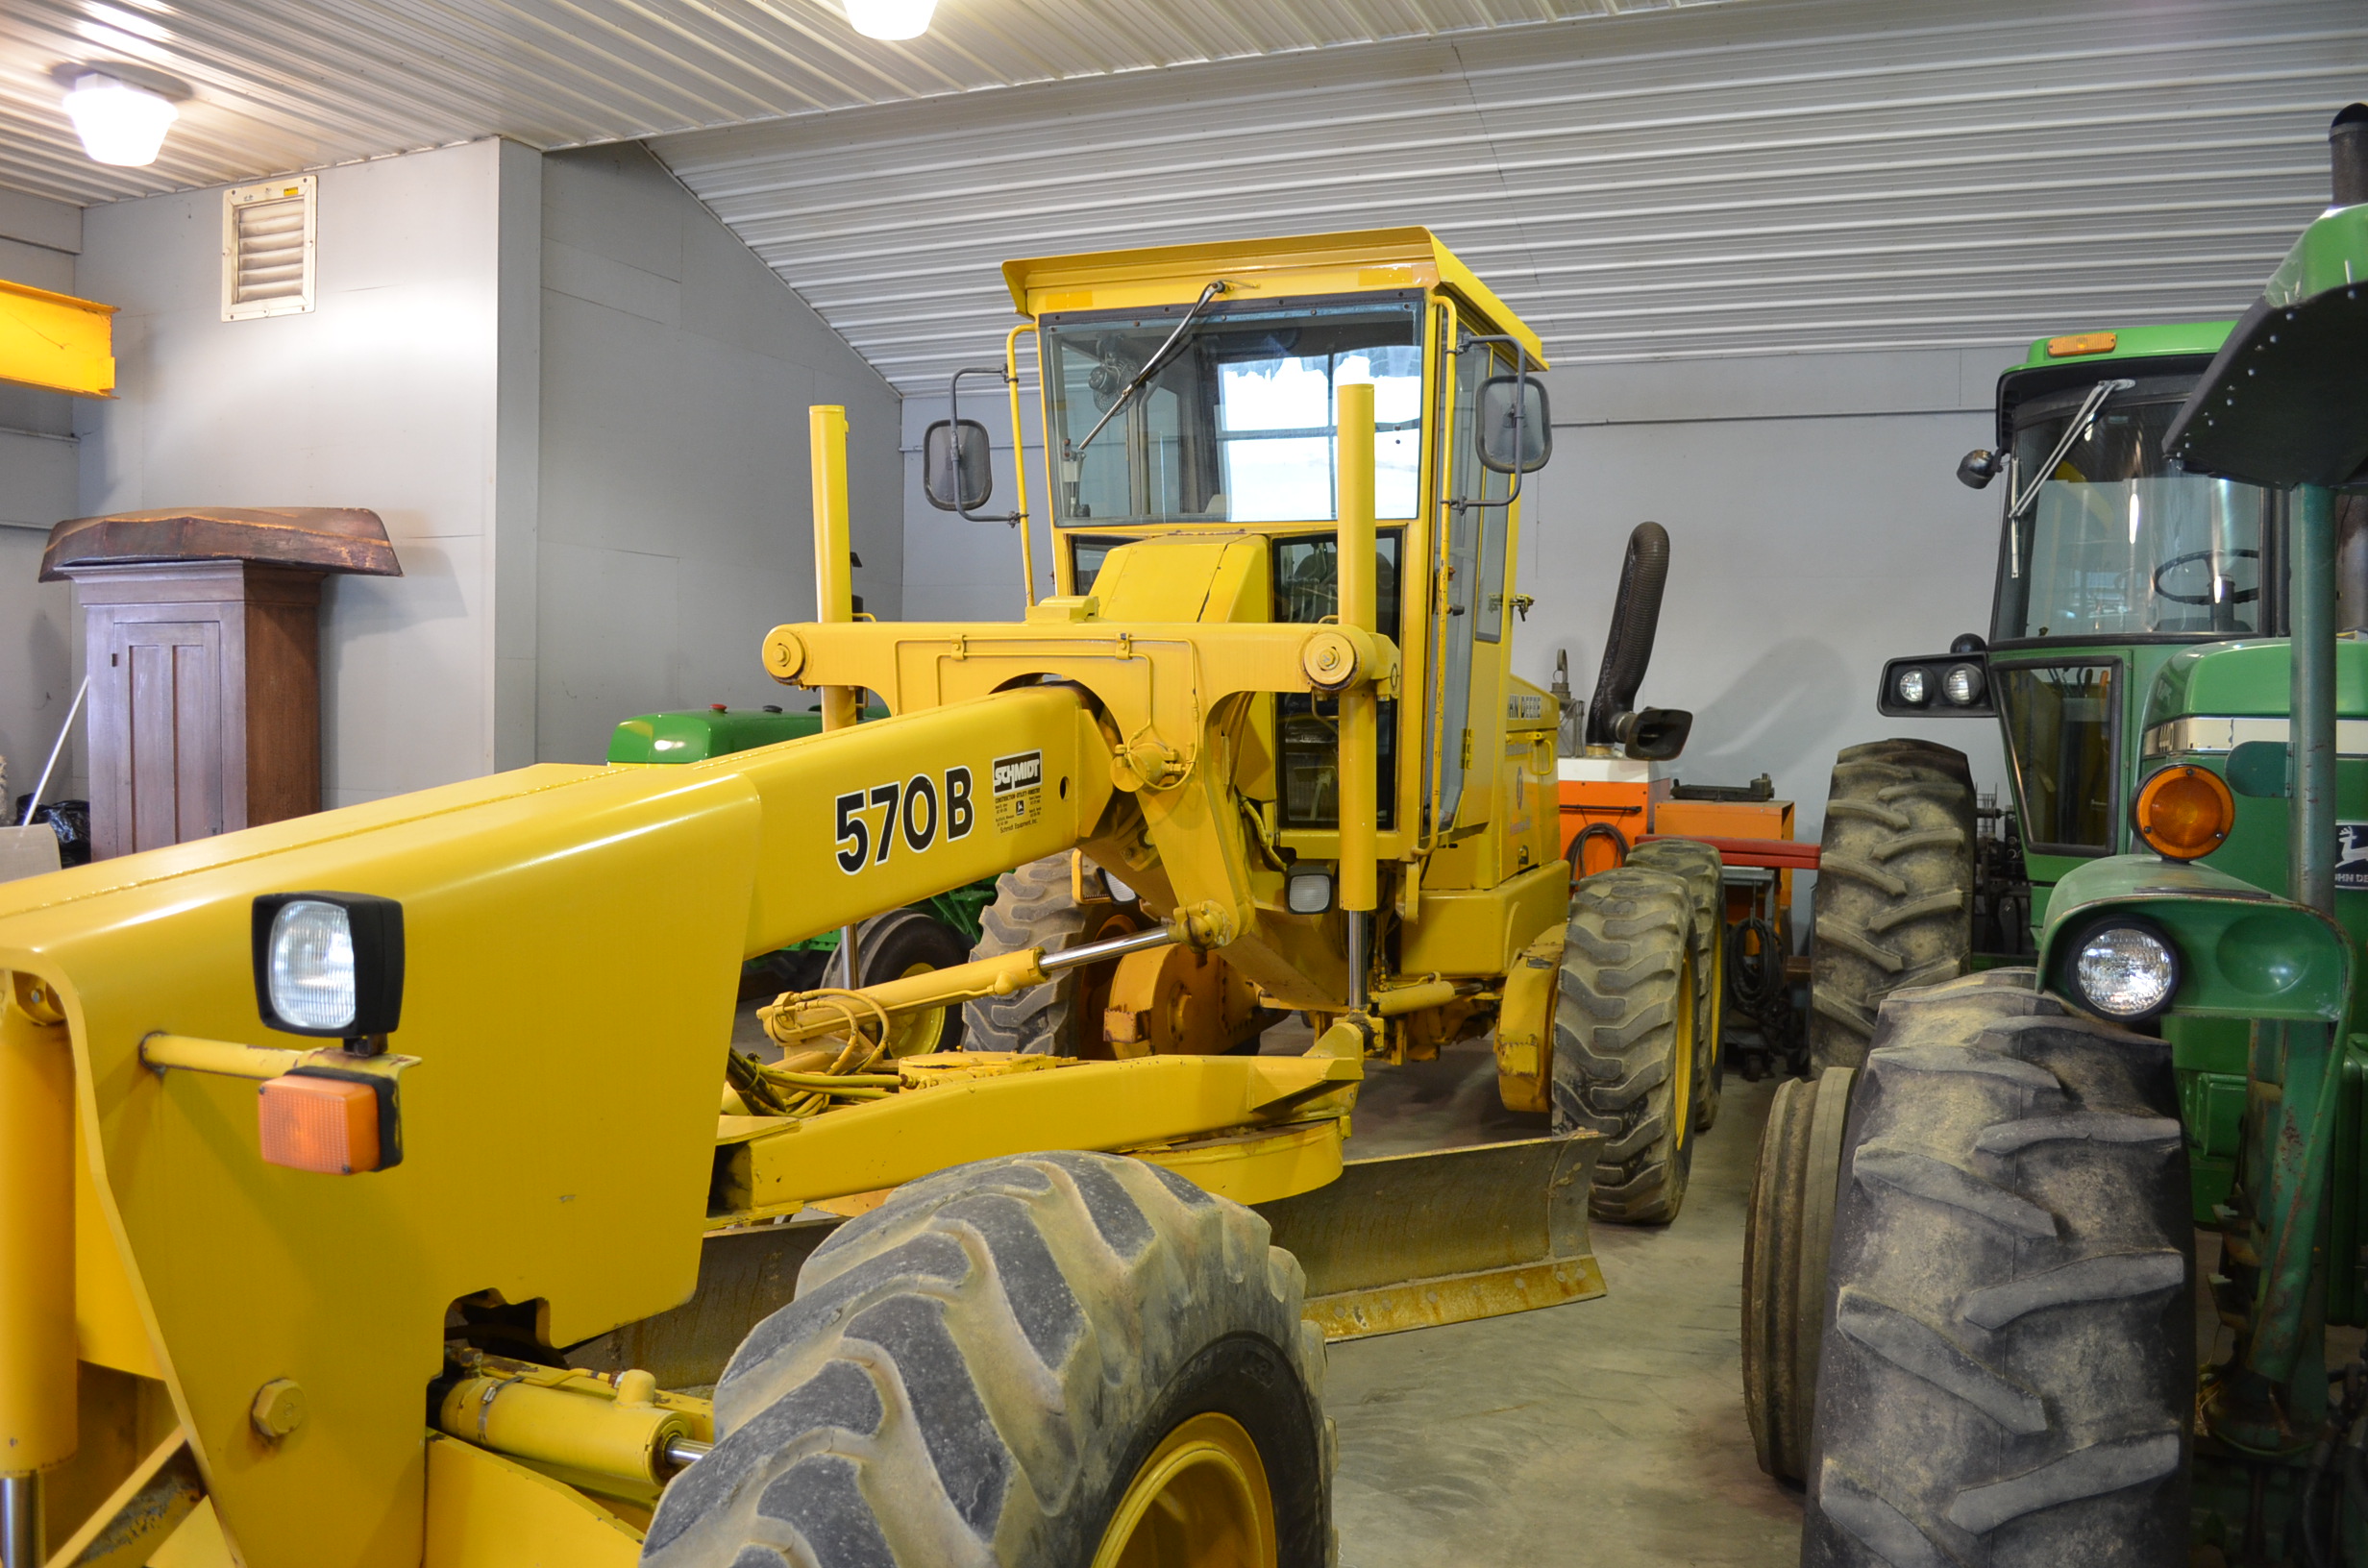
xmin=1065 ymin=280 xmax=1229 ymax=460
xmin=2007 ymin=377 xmax=2136 ymax=521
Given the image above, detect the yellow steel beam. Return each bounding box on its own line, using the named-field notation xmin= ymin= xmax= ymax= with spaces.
xmin=717 ymin=1052 xmax=1362 ymax=1210
xmin=0 ymin=279 xmax=116 ymax=398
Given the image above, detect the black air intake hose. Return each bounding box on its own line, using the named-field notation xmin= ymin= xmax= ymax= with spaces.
xmin=1585 ymin=522 xmax=1671 ymax=747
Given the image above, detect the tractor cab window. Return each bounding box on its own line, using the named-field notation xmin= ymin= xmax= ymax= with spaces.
xmin=1042 ymin=296 xmax=1423 ymax=527
xmin=1995 ymin=380 xmax=2276 ymax=642
xmin=1997 ymin=661 xmax=2120 ymax=854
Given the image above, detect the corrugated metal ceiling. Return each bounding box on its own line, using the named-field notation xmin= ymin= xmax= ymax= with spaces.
xmin=652 ymin=0 xmax=2368 ymax=388
xmin=0 ymin=0 xmax=1696 ymax=207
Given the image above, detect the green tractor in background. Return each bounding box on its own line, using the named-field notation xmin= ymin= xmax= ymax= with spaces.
xmin=1748 ymin=103 xmax=2368 ymax=1564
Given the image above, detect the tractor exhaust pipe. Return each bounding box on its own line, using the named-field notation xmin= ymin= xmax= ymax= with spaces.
xmin=2331 ymin=102 xmax=2367 ymax=209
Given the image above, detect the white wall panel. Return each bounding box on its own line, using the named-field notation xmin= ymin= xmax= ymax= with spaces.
xmin=72 ymin=139 xmax=540 ymax=806
xmin=656 ymin=0 xmax=2367 ymax=393
xmin=0 ymin=193 xmax=89 ymax=810
xmin=535 ymin=143 xmax=903 ymax=764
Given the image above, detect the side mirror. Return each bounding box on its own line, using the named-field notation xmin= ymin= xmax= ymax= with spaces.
xmin=1956 ymin=448 xmax=2002 ymax=490
xmin=1475 ymin=376 xmax=1552 ymax=475
xmin=924 ymin=419 xmax=994 ymax=513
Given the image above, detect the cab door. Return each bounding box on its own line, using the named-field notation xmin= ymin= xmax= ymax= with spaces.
xmin=1428 ymin=327 xmax=1512 ymax=837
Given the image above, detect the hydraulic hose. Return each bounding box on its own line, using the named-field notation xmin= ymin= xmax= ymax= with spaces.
xmin=1585 ymin=522 xmax=1671 ymax=747
xmin=1565 ymin=821 xmax=1630 ymax=877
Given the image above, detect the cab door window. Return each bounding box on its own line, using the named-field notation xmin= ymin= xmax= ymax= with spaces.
xmin=1996 ymin=661 xmax=2121 ymax=854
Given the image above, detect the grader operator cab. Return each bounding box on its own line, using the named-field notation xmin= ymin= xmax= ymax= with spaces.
xmin=0 ymin=229 xmax=1725 ymax=1568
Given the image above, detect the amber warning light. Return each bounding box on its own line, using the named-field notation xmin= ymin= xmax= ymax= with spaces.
xmin=2133 ymin=765 xmax=2234 ymax=861
xmin=259 ymin=1072 xmax=383 ymax=1174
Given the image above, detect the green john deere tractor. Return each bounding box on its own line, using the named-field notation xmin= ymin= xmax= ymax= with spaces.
xmin=1747 ymin=102 xmax=2368 ymax=1564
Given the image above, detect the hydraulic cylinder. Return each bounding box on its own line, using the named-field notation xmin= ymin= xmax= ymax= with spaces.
xmin=1336 ymin=382 xmax=1379 ymax=1015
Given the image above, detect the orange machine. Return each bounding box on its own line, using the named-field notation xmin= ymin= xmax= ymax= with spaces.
xmin=1557 ymin=755 xmax=1672 ymax=876
xmin=1653 ymin=795 xmax=1798 ymax=922
xmin=1558 ymin=762 xmax=1800 ymax=928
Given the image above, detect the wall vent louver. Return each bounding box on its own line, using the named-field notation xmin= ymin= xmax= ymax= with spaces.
xmin=222 ymin=176 xmax=316 ymax=321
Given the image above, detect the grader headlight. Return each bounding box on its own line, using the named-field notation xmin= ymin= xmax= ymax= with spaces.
xmin=253 ymin=892 xmax=406 ymax=1041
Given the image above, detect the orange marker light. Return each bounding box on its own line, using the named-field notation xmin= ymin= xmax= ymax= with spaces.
xmin=259 ymin=1074 xmax=381 ymax=1174
xmin=2046 ymin=331 xmax=2118 ymax=358
xmin=2133 ymin=765 xmax=2234 ymax=861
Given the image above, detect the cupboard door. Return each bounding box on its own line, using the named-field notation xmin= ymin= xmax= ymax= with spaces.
xmin=111 ymin=620 xmax=223 ymax=853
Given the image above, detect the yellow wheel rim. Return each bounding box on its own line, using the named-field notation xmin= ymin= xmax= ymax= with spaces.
xmin=1090 ymin=1411 xmax=1276 ymax=1568
xmin=882 ymin=960 xmax=946 ymax=1059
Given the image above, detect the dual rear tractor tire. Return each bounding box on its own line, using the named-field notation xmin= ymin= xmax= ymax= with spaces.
xmin=1808 ymin=740 xmax=1976 ymax=1073
xmin=1744 ymin=968 xmax=2195 ymax=1567
xmin=644 ymin=1150 xmax=1333 ymax=1568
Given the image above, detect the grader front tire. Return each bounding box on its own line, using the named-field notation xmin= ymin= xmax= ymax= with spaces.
xmin=1626 ymin=837 xmax=1725 ymax=1133
xmin=641 ymin=1151 xmax=1332 ymax=1568
xmin=1808 ymin=740 xmax=1976 ymax=1072
xmin=1553 ymin=865 xmax=1698 ymax=1225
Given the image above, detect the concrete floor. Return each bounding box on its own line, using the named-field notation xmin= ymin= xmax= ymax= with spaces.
xmin=1320 ymin=1042 xmax=1802 ymax=1568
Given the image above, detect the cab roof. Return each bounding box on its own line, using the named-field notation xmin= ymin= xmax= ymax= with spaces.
xmin=1001 ymin=227 xmax=1547 ymax=368
xmin=1993 ymin=319 xmax=2233 ymax=447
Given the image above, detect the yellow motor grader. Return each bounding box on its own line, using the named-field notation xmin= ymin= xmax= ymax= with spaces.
xmin=0 ymin=229 xmax=1721 ymax=1568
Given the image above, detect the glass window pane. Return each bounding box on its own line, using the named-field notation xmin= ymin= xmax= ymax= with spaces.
xmin=1043 ymin=297 xmax=1423 ymax=527
xmin=1998 ymin=662 xmax=2118 ymax=852
xmin=1997 ymin=386 xmax=2272 ymax=641
xmin=1272 ymin=532 xmax=1400 ymax=831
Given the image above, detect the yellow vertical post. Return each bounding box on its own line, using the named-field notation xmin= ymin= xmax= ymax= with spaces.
xmin=1336 ymin=382 xmax=1378 ymax=1016
xmin=809 ymin=404 xmax=867 ymax=986
xmin=809 ymin=405 xmax=861 ymax=733
xmin=1005 ymin=325 xmax=1041 ymax=607
xmin=0 ymin=977 xmax=76 ymax=1566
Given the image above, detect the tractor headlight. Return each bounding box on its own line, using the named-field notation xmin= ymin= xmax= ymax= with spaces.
xmin=2067 ymin=918 xmax=2180 ymax=1022
xmin=254 ymin=893 xmax=407 ymax=1041
xmin=1893 ymin=667 xmax=1929 ymax=706
xmin=1943 ymin=663 xmax=1984 ymax=706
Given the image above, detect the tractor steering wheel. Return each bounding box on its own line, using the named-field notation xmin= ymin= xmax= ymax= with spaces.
xmin=2153 ymin=549 xmax=2260 ymax=606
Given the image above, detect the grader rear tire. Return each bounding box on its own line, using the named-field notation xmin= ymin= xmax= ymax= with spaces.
xmin=1553 ymin=865 xmax=1698 ymax=1225
xmin=641 ymin=1151 xmax=1333 ymax=1568
xmin=962 ymin=856 xmax=1141 ymax=1056
xmin=853 ymin=908 xmax=973 ymax=1057
xmin=1627 ymin=837 xmax=1725 ymax=1133
xmin=1801 ymin=974 xmax=2192 ymax=1568
xmin=1808 ymin=740 xmax=1976 ymax=1073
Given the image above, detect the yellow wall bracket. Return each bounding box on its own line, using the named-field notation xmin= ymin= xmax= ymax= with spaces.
xmin=0 ymin=279 xmax=117 ymax=398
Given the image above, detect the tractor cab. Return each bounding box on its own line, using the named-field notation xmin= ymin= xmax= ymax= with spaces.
xmin=1877 ymin=323 xmax=2287 ymax=921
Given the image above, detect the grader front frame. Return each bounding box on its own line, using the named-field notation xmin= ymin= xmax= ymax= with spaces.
xmin=0 ymin=228 xmax=1720 ymax=1568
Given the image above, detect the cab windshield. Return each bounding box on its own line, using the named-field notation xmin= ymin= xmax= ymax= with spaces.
xmin=1994 ymin=378 xmax=2276 ymax=642
xmin=1041 ymin=295 xmax=1423 ymax=527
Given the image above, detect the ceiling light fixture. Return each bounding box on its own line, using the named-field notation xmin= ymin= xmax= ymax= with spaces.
xmin=843 ymin=0 xmax=935 ymax=40
xmin=50 ymin=61 xmax=189 ymax=167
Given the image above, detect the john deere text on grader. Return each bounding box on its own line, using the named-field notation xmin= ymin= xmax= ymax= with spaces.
xmin=0 ymin=229 xmax=1726 ymax=1568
